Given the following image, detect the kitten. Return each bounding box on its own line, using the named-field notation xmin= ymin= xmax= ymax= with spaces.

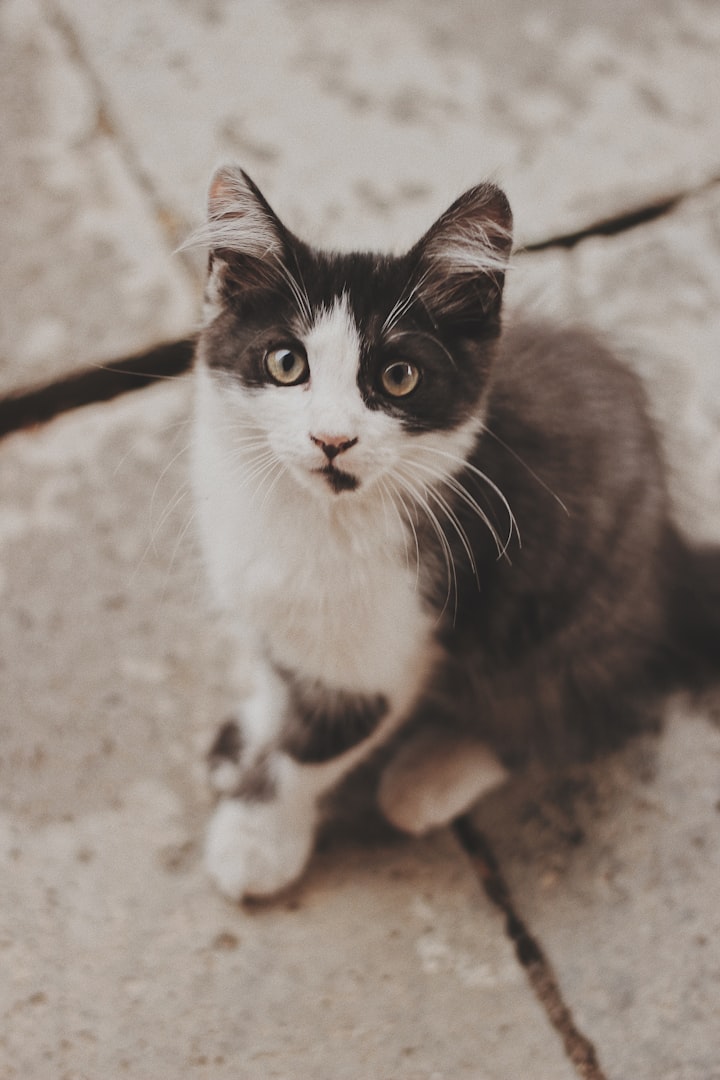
xmin=187 ymin=165 xmax=719 ymax=901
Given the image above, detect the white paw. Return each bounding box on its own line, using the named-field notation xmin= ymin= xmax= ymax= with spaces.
xmin=378 ymin=730 xmax=508 ymax=836
xmin=205 ymin=796 xmax=316 ymax=901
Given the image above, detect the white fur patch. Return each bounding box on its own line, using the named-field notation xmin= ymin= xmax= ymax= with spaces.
xmin=192 ymin=292 xmax=498 ymax=755
xmin=205 ymin=772 xmax=316 ymax=900
xmin=298 ymin=295 xmax=365 ymax=444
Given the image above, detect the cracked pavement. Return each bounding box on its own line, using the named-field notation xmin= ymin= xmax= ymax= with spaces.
xmin=1 ymin=2 xmax=720 ymax=1077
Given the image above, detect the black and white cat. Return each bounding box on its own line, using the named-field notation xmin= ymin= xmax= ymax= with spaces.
xmin=188 ymin=165 xmax=719 ymax=901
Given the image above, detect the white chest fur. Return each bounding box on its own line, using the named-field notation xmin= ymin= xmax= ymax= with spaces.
xmin=192 ymin=367 xmax=437 ymax=709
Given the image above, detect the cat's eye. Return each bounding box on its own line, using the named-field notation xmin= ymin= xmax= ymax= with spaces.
xmin=381 ymin=361 xmax=421 ymax=398
xmin=265 ymin=346 xmax=309 ymax=386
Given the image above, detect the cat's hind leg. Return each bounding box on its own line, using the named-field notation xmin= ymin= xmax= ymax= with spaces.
xmin=378 ymin=728 xmax=508 ymax=835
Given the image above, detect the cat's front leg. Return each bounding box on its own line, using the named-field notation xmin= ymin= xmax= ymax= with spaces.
xmin=205 ymin=667 xmax=393 ymax=901
xmin=206 ymin=740 xmax=320 ymax=900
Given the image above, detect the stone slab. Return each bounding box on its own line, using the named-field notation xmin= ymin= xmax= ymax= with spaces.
xmin=0 ymin=0 xmax=197 ymax=398
xmin=472 ymin=709 xmax=720 ymax=1080
xmin=2 ymin=98 xmax=720 ymax=1080
xmin=0 ymin=383 xmax=576 ymax=1080
xmin=53 ymin=0 xmax=720 ymax=252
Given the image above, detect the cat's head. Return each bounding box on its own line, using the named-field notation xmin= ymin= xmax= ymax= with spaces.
xmin=191 ymin=166 xmax=512 ymax=504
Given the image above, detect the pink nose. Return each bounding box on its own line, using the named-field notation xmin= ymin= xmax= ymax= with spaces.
xmin=310 ymin=434 xmax=358 ymax=461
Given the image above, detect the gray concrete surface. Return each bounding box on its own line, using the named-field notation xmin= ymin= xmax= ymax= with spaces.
xmin=0 ymin=0 xmax=197 ymax=396
xmin=51 ymin=0 xmax=720 ymax=251
xmin=5 ymin=0 xmax=720 ymax=393
xmin=2 ymin=0 xmax=720 ymax=1077
xmin=0 ymin=383 xmax=577 ymax=1080
xmin=473 ymin=708 xmax=720 ymax=1080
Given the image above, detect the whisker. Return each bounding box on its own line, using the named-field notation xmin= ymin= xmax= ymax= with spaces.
xmin=165 ymin=507 xmax=199 ymax=588
xmin=382 ymin=476 xmax=420 ymax=584
xmin=382 ymin=267 xmax=433 ymax=335
xmin=415 ymin=474 xmax=480 ymax=585
xmin=419 ymin=445 xmax=520 ymax=557
xmin=223 ymin=444 xmax=276 ymax=472
xmin=150 ymin=483 xmax=192 ymax=555
xmin=258 ymin=460 xmax=288 ymax=510
xmin=149 ymin=441 xmax=193 ymax=527
xmin=483 ymin=425 xmax=570 ymax=516
xmin=376 ymin=478 xmax=399 ymax=556
xmin=385 ymin=328 xmax=458 ymax=372
xmin=395 ymin=470 xmax=457 ymax=623
xmin=112 ymin=415 xmax=194 ymax=480
xmin=409 ymin=457 xmax=505 ymax=561
xmin=273 ymin=254 xmax=313 ymax=329
xmin=222 ymin=432 xmax=271 ymax=444
xmin=131 ymin=470 xmax=192 ymax=587
xmin=227 ymin=452 xmax=279 ymax=494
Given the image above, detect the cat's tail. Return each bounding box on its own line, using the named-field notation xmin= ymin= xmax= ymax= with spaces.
xmin=666 ymin=529 xmax=720 ymax=688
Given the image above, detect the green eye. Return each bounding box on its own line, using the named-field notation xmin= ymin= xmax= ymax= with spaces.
xmin=381 ymin=361 xmax=421 ymax=398
xmin=265 ymin=346 xmax=309 ymax=386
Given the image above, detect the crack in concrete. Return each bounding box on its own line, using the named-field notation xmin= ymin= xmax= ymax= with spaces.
xmin=0 ymin=339 xmax=195 ymax=438
xmin=42 ymin=0 xmax=195 ymax=261
xmin=523 ymin=176 xmax=720 ymax=252
xmin=453 ymin=816 xmax=609 ymax=1080
xmin=1 ymin=171 xmax=718 ymax=438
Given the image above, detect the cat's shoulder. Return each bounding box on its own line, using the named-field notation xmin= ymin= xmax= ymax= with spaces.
xmin=495 ymin=316 xmax=652 ymax=427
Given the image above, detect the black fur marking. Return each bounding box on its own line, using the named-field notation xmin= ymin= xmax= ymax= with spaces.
xmin=359 ymin=326 xmax=498 ymax=434
xmin=414 ymin=321 xmax=676 ymax=768
xmin=208 ymin=718 xmax=244 ymax=765
xmin=200 ymin=190 xmax=505 ymax=436
xmin=234 ymin=756 xmax=277 ymax=802
xmin=278 ymin=670 xmax=389 ymax=764
xmin=318 ymin=465 xmax=360 ymax=493
xmin=207 ymin=720 xmax=276 ymax=801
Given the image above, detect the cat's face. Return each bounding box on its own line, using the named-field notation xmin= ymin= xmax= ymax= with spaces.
xmin=193 ymin=167 xmax=512 ymax=506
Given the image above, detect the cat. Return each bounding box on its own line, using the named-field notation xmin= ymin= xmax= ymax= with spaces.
xmin=186 ymin=165 xmax=720 ymax=901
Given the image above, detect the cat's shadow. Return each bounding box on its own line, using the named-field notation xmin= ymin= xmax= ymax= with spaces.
xmin=244 ymin=688 xmax=720 ymax=914
xmin=239 ymin=731 xmax=663 ymax=915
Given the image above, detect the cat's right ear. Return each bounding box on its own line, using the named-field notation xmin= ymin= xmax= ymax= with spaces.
xmin=204 ymin=166 xmax=285 ymax=260
xmin=182 ymin=165 xmax=288 ymax=292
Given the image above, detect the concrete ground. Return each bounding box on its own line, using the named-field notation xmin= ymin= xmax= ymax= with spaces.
xmin=1 ymin=1 xmax=719 ymax=1077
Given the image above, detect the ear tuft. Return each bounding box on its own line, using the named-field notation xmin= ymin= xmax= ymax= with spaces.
xmin=182 ymin=165 xmax=285 ymax=260
xmin=413 ymin=184 xmax=513 ymax=320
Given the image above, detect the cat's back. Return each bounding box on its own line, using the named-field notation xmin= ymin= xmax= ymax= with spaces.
xmin=494 ymin=319 xmax=657 ymax=450
xmin=487 ymin=318 xmax=667 ymax=522
xmin=451 ymin=317 xmax=672 ymax=662
xmin=443 ymin=319 xmax=677 ymax=762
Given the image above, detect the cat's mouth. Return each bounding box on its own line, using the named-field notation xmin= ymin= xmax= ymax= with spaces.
xmin=315 ymin=464 xmax=360 ymax=494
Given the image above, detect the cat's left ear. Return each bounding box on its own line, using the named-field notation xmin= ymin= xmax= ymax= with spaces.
xmin=411 ymin=184 xmax=513 ymax=322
